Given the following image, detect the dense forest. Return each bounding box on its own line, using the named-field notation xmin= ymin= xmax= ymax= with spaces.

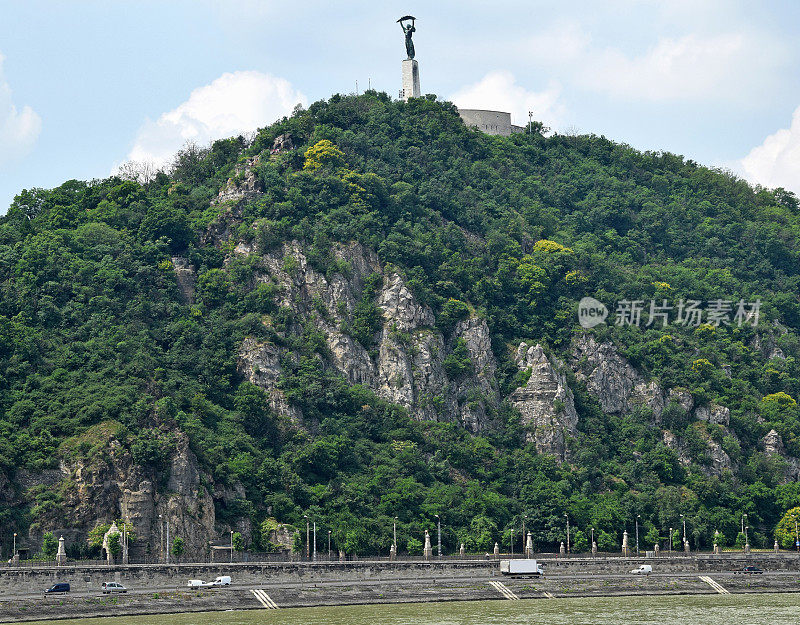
xmin=1 ymin=92 xmax=800 ymax=558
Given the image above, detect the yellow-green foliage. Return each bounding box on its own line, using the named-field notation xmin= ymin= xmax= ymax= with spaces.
xmin=532 ymin=239 xmax=573 ymax=254
xmin=303 ymin=139 xmax=345 ymax=171
xmin=775 ymin=507 xmax=800 ymax=548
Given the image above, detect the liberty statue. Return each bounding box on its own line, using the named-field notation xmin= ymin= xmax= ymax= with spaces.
xmin=397 ymin=16 xmax=416 ymax=60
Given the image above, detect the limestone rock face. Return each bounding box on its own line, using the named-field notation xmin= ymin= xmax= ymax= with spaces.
xmin=571 ymin=335 xmax=665 ymax=421
xmin=760 ymin=429 xmax=800 ymax=480
xmin=662 ymin=427 xmax=733 ymax=477
xmin=510 ymin=342 xmax=578 ymax=462
xmin=217 ymin=155 xmax=262 ymax=204
xmin=171 ymin=256 xmax=196 ymax=304
xmin=696 ymin=404 xmax=730 ymax=427
xmin=236 ymin=240 xmax=499 ymax=432
xmin=41 ymin=430 xmax=217 ymax=561
xmin=237 ymin=337 xmax=301 ymax=421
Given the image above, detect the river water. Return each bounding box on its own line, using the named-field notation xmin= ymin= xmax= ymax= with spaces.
xmin=23 ymin=593 xmax=800 ymax=625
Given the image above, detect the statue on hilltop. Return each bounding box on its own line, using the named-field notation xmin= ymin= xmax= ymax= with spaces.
xmin=397 ymin=16 xmax=416 ymax=60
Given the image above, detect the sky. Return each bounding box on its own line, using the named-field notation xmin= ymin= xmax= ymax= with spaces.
xmin=1 ymin=0 xmax=800 ymax=214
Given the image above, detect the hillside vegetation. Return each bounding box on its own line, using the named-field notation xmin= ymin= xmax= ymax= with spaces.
xmin=1 ymin=92 xmax=799 ymax=557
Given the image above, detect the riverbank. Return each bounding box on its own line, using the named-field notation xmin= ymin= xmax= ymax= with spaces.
xmin=2 ymin=556 xmax=800 ymax=622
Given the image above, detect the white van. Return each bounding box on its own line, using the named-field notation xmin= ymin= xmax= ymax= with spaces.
xmin=630 ymin=564 xmax=652 ymax=575
xmin=211 ymin=576 xmax=231 ymax=586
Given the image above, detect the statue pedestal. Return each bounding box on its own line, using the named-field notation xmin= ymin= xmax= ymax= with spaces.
xmin=401 ymin=59 xmax=420 ymax=101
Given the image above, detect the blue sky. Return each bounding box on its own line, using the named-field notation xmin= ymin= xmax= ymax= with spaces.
xmin=1 ymin=0 xmax=800 ymax=213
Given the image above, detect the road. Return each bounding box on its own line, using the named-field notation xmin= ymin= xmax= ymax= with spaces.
xmin=1 ymin=569 xmax=791 ymax=602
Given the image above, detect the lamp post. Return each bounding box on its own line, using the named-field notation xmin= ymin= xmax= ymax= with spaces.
xmin=328 ymin=530 xmax=332 ymax=561
xmin=158 ymin=514 xmax=163 ymax=563
xmin=313 ymin=521 xmax=317 ymax=562
xmin=230 ymin=530 xmax=233 ymax=564
xmin=741 ymin=514 xmax=747 ymax=540
xmin=393 ymin=517 xmax=398 ymax=553
xmin=565 ymin=514 xmax=570 ymax=554
xmin=745 ymin=525 xmax=749 ymax=546
xmin=522 ymin=515 xmax=528 ymax=557
xmin=510 ymin=527 xmax=514 ymax=557
xmin=669 ymin=527 xmax=673 ymax=556
xmin=635 ymin=515 xmax=640 ymax=555
xmin=304 ymin=515 xmax=309 ymax=561
xmin=13 ymin=532 xmax=16 ymax=559
xmin=681 ymin=514 xmax=686 ymax=553
xmin=591 ymin=528 xmax=595 ymax=557
xmin=166 ymin=520 xmax=170 ymax=565
xmin=434 ymin=514 xmax=442 ymax=558
xmin=795 ymin=520 xmax=799 ymax=553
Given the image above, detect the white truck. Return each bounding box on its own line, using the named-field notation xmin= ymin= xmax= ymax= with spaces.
xmin=499 ymin=559 xmax=544 ymax=576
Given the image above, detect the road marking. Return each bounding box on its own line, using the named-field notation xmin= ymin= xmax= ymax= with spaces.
xmin=251 ymin=588 xmax=279 ymax=608
xmin=699 ymin=576 xmax=730 ymax=594
xmin=543 ymin=591 xmax=555 ymax=599
xmin=489 ymin=580 xmax=519 ymax=600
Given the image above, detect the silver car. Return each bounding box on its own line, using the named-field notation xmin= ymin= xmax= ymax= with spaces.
xmin=101 ymin=582 xmax=128 ymax=594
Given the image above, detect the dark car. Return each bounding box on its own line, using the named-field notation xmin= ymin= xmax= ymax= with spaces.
xmin=44 ymin=582 xmax=70 ymax=595
xmin=734 ymin=566 xmax=763 ymax=574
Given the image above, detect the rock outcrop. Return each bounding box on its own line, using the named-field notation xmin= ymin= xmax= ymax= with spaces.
xmin=36 ymin=426 xmax=218 ymax=561
xmin=171 ymin=256 xmax=196 ymax=304
xmin=235 ymin=240 xmax=499 ymax=432
xmin=510 ymin=343 xmax=578 ymax=462
xmin=571 ymin=335 xmax=665 ymax=421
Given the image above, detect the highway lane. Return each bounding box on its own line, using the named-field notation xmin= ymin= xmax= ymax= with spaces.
xmin=1 ymin=569 xmax=796 ymax=602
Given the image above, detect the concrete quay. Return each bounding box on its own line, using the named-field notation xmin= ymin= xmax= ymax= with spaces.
xmin=0 ymin=555 xmax=798 ymax=622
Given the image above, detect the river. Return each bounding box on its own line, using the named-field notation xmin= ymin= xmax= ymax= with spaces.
xmin=22 ymin=593 xmax=800 ymax=625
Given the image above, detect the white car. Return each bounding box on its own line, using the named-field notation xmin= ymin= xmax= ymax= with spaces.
xmin=630 ymin=564 xmax=652 ymax=575
xmin=101 ymin=582 xmax=128 ymax=593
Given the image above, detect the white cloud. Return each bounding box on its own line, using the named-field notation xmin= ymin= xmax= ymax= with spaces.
xmin=126 ymin=71 xmax=306 ymax=166
xmin=739 ymin=106 xmax=800 ymax=195
xmin=449 ymin=71 xmax=564 ymax=130
xmin=521 ymin=22 xmax=784 ymax=103
xmin=0 ymin=53 xmax=41 ymax=167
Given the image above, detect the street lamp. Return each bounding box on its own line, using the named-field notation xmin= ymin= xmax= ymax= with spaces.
xmin=591 ymin=528 xmax=595 ymax=556
xmin=745 ymin=525 xmax=749 ymax=547
xmin=741 ymin=514 xmax=747 ymax=538
xmin=795 ymin=519 xmax=799 ymax=553
xmin=681 ymin=514 xmax=686 ymax=552
xmin=565 ymin=514 xmax=570 ymax=554
xmin=522 ymin=514 xmax=528 ymax=557
xmin=328 ymin=530 xmax=332 ymax=561
xmin=230 ymin=530 xmax=233 ymax=564
xmin=635 ymin=515 xmax=640 ymax=555
xmin=303 ymin=515 xmax=309 ymax=561
xmin=434 ymin=514 xmax=441 ymax=558
xmin=510 ymin=527 xmax=514 ymax=557
xmin=313 ymin=521 xmax=317 ymax=562
xmin=393 ymin=517 xmax=398 ymax=552
xmin=13 ymin=532 xmax=16 ymax=559
xmin=158 ymin=514 xmax=163 ymax=563
xmin=669 ymin=527 xmax=673 ymax=556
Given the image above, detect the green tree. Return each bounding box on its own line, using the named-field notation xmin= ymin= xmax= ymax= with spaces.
xmin=41 ymin=532 xmax=58 ymax=559
xmin=171 ymin=537 xmax=185 ymax=561
xmin=775 ymin=507 xmax=800 ymax=549
xmin=597 ymin=531 xmax=617 ymax=552
xmin=107 ymin=532 xmax=122 ymax=557
xmin=572 ymin=529 xmax=588 ymax=553
xmin=232 ymin=532 xmax=244 ymax=553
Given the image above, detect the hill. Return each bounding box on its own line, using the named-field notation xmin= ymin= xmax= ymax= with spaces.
xmin=1 ymin=92 xmax=799 ymax=559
